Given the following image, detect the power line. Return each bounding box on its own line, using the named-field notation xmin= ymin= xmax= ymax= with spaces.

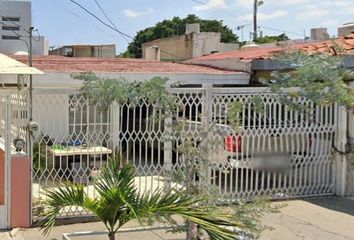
xmin=68 ymin=0 xmax=186 ymax=60
xmin=68 ymin=0 xmax=132 ymax=40
xmin=93 ymin=0 xmax=130 ymax=43
xmin=53 ymin=0 xmax=118 ymax=40
xmin=190 ymin=0 xmax=305 ymax=37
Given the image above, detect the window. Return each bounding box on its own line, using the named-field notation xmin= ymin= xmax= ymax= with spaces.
xmin=2 ymin=35 xmax=20 ymax=40
xmin=64 ymin=47 xmax=74 ymax=57
xmin=1 ymin=17 xmax=20 ymax=22
xmin=2 ymin=26 xmax=20 ymax=31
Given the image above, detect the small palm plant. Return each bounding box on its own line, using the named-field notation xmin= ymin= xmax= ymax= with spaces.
xmin=41 ymin=157 xmax=243 ymax=240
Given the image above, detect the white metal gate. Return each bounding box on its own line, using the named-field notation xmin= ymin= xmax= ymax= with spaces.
xmin=31 ymin=87 xmax=337 ymax=220
xmin=205 ymin=88 xmax=335 ymax=199
xmin=0 ymin=90 xmax=28 ymax=229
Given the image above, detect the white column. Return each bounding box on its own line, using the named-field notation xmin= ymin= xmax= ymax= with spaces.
xmin=348 ymin=81 xmax=354 ymax=149
xmin=163 ymin=85 xmax=173 ymax=190
xmin=110 ymin=101 xmax=120 ymax=155
xmin=334 ymin=105 xmax=348 ymax=196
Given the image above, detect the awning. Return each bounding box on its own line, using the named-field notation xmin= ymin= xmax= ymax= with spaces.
xmin=0 ymin=53 xmax=44 ymax=75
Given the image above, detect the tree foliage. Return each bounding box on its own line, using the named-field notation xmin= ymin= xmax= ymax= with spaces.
xmin=41 ymin=156 xmax=247 ymax=240
xmin=74 ymin=73 xmax=178 ymax=115
xmin=125 ymin=14 xmax=239 ymax=58
xmin=255 ymin=33 xmax=289 ymax=44
xmin=268 ymin=51 xmax=354 ymax=109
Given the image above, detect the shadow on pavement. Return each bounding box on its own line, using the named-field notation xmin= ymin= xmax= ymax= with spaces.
xmin=304 ymin=196 xmax=354 ymax=216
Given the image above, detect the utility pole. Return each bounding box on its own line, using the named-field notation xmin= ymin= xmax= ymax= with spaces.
xmin=253 ymin=0 xmax=258 ymax=41
xmin=253 ymin=0 xmax=264 ymax=41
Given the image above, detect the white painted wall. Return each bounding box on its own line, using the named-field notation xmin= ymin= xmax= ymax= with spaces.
xmin=0 ymin=71 xmax=250 ymax=88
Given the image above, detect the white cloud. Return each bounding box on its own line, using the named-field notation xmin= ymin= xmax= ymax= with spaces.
xmin=240 ymin=10 xmax=287 ymax=21
xmin=193 ymin=0 xmax=227 ymax=11
xmin=344 ymin=5 xmax=354 ymax=14
xmin=235 ymin=0 xmax=307 ymax=8
xmin=318 ymin=0 xmax=352 ymax=8
xmin=122 ymin=8 xmax=153 ymax=18
xmin=296 ymin=9 xmax=329 ymax=20
xmin=235 ymin=0 xmax=252 ymax=8
xmin=319 ymin=19 xmax=339 ymax=27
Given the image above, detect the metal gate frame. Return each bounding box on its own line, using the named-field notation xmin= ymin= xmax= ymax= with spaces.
xmin=0 ymin=89 xmax=28 ymax=229
xmin=30 ymin=86 xmax=339 ymax=221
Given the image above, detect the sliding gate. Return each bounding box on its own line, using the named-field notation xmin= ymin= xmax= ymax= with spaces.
xmin=31 ymin=87 xmax=337 ymax=220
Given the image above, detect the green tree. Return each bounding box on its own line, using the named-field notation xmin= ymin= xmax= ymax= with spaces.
xmin=125 ymin=14 xmax=239 ymax=58
xmin=255 ymin=33 xmax=289 ymax=44
xmin=268 ymin=51 xmax=354 ymax=109
xmin=41 ymin=157 xmax=244 ymax=240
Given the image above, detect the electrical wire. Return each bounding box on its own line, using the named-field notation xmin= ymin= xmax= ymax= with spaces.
xmin=68 ymin=0 xmax=132 ymax=40
xmin=190 ymin=0 xmax=305 ymax=37
xmin=53 ymin=0 xmax=118 ymax=40
xmin=68 ymin=0 xmax=186 ymax=60
xmin=93 ymin=0 xmax=130 ymax=43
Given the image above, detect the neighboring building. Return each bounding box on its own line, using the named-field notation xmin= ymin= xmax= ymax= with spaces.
xmin=4 ymin=55 xmax=250 ymax=88
xmin=338 ymin=22 xmax=354 ymax=37
xmin=142 ymin=23 xmax=239 ymax=61
xmin=186 ymin=33 xmax=354 ymax=83
xmin=311 ymin=28 xmax=329 ymax=41
xmin=49 ymin=44 xmax=116 ymax=58
xmin=0 ymin=0 xmax=48 ymax=55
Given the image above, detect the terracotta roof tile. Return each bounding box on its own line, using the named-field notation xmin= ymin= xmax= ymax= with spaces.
xmin=11 ymin=55 xmax=242 ymax=74
xmin=189 ymin=33 xmax=354 ymax=62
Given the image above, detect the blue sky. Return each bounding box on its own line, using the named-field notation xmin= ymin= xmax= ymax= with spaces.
xmin=31 ymin=0 xmax=354 ymax=53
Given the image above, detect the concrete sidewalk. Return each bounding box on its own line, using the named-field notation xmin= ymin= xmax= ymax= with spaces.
xmin=260 ymin=196 xmax=354 ymax=240
xmin=6 ymin=196 xmax=354 ymax=240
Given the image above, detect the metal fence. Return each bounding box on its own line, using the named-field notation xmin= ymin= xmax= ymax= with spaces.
xmin=0 ymin=89 xmax=28 ymax=229
xmin=30 ymin=87 xmax=337 ymax=220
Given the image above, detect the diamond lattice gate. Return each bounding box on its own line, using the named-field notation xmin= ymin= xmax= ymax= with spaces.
xmin=204 ymin=88 xmax=336 ymax=200
xmin=31 ymin=87 xmax=337 ymax=221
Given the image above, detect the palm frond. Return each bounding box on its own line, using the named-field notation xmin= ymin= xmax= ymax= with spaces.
xmin=137 ymin=188 xmax=244 ymax=240
xmin=42 ymin=157 xmax=247 ymax=240
xmin=40 ymin=183 xmax=87 ymax=235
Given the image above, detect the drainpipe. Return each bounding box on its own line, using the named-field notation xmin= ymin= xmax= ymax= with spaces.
xmin=29 ymin=27 xmax=33 ymax=121
xmin=28 ymin=26 xmax=34 ymax=226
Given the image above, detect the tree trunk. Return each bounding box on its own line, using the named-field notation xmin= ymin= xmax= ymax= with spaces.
xmin=108 ymin=232 xmax=115 ymax=240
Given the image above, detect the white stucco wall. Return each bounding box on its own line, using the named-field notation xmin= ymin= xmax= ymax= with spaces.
xmin=0 ymin=71 xmax=250 ymax=88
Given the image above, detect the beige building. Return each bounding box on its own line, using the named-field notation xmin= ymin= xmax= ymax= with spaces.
xmin=50 ymin=44 xmax=116 ymax=58
xmin=310 ymin=28 xmax=329 ymax=41
xmin=142 ymin=24 xmax=239 ymax=61
xmin=338 ymin=23 xmax=354 ymax=37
